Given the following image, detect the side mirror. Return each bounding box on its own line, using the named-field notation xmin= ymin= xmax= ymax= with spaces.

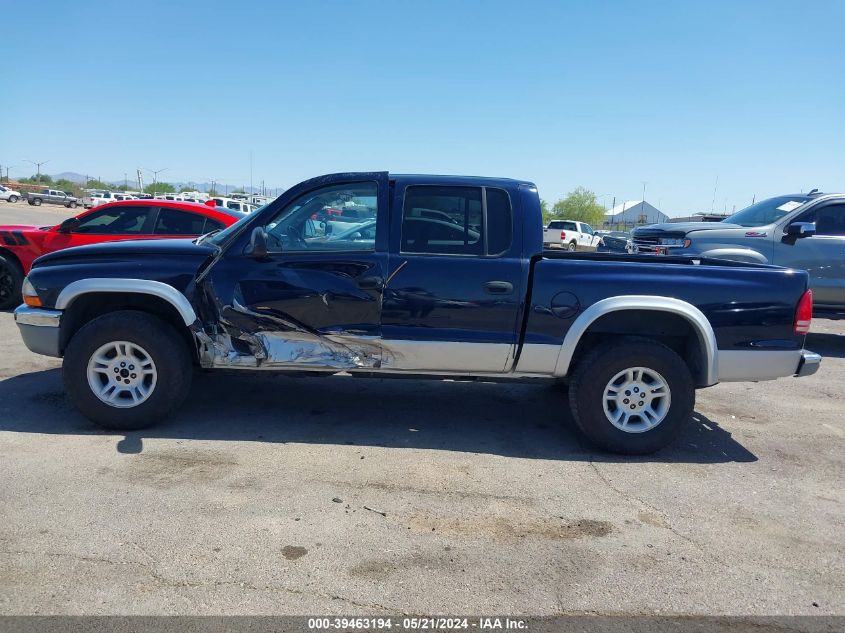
xmin=784 ymin=222 xmax=816 ymax=239
xmin=58 ymin=217 xmax=80 ymax=233
xmin=245 ymin=226 xmax=269 ymax=259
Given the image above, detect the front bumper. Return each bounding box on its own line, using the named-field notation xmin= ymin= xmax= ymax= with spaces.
xmin=14 ymin=305 xmax=63 ymax=358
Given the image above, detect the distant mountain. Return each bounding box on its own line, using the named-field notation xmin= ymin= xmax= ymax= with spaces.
xmin=50 ymin=172 xmax=88 ymax=183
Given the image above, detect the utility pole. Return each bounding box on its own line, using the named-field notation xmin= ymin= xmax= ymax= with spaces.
xmin=249 ymin=150 xmax=253 ymax=194
xmin=25 ymin=159 xmax=49 ymax=182
xmin=711 ymin=175 xmax=719 ymax=213
xmin=124 ymin=173 xmax=128 ymax=190
xmin=641 ymin=181 xmax=648 ymax=223
xmin=144 ymin=167 xmax=168 ymax=195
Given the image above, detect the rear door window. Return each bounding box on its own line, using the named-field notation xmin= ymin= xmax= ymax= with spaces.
xmin=154 ymin=208 xmax=207 ymax=235
xmin=400 ymin=185 xmax=512 ymax=256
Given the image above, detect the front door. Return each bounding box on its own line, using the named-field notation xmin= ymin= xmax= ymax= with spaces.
xmin=209 ymin=173 xmax=390 ymax=370
xmin=43 ymin=204 xmax=156 ymax=251
xmin=773 ymin=201 xmax=845 ymax=308
xmin=380 ymin=180 xmax=524 ymax=373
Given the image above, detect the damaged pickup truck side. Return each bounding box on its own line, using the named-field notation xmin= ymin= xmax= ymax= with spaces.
xmin=15 ymin=172 xmax=821 ymax=454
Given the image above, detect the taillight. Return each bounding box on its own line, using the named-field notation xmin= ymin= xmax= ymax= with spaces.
xmin=560 ymin=231 xmax=566 ymax=241
xmin=794 ymin=289 xmax=813 ymax=335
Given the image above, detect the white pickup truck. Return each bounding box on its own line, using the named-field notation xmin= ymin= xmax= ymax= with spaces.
xmin=83 ymin=191 xmax=120 ymax=209
xmin=543 ymin=219 xmax=602 ymax=251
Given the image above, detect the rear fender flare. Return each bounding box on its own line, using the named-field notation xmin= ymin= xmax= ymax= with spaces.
xmin=55 ymin=278 xmax=197 ymax=326
xmin=553 ymin=295 xmax=718 ymax=386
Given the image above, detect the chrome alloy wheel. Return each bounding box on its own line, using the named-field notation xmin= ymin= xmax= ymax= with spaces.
xmin=602 ymin=366 xmax=671 ymax=433
xmin=86 ymin=341 xmax=157 ymax=408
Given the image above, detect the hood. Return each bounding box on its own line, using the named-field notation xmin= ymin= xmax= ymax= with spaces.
xmin=634 ymin=221 xmax=739 ymax=235
xmin=0 ymin=224 xmax=42 ymax=232
xmin=35 ymin=237 xmax=217 ymax=264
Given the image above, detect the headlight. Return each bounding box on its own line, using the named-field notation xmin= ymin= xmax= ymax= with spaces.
xmin=21 ymin=277 xmax=42 ymax=307
xmin=657 ymin=238 xmax=691 ymax=248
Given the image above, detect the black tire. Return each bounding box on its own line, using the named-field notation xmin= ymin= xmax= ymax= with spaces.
xmin=567 ymin=241 xmax=577 ymax=252
xmin=32 ymin=198 xmax=42 ymax=206
xmin=68 ymin=201 xmax=77 ymax=208
xmin=569 ymin=337 xmax=694 ymax=455
xmin=0 ymin=254 xmax=24 ymax=310
xmin=8 ymin=195 xmax=18 ymax=203
xmin=63 ymin=310 xmax=193 ymax=430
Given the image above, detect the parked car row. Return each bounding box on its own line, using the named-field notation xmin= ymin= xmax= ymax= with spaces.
xmin=8 ymin=171 xmax=821 ymax=456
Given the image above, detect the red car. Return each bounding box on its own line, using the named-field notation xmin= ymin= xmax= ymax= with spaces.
xmin=0 ymin=200 xmax=244 ymax=308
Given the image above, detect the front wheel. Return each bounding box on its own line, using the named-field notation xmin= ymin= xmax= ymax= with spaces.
xmin=0 ymin=254 xmax=24 ymax=310
xmin=67 ymin=201 xmax=77 ymax=208
xmin=8 ymin=195 xmax=18 ymax=203
xmin=63 ymin=310 xmax=193 ymax=429
xmin=568 ymin=337 xmax=694 ymax=454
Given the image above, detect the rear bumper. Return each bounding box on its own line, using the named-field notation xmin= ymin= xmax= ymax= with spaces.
xmin=796 ymin=351 xmax=821 ymax=377
xmin=717 ymin=349 xmax=821 ymax=382
xmin=14 ymin=305 xmax=62 ymax=358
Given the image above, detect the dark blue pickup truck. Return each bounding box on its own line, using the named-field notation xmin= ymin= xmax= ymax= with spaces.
xmin=14 ymin=172 xmax=820 ymax=454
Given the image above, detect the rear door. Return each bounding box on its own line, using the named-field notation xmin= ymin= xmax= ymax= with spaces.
xmin=151 ymin=206 xmax=211 ymax=237
xmin=773 ymin=200 xmax=845 ymax=308
xmin=381 ymin=180 xmax=524 ymax=373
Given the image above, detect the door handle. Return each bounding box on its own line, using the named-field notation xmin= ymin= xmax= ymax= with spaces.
xmin=484 ymin=281 xmax=513 ymax=294
xmin=357 ymin=276 xmax=383 ymax=290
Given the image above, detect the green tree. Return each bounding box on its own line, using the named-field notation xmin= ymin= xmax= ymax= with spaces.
xmin=207 ymin=188 xmax=219 ymax=197
xmin=179 ymin=185 xmax=195 ymax=193
xmin=231 ymin=188 xmax=245 ymax=194
xmin=143 ymin=182 xmax=176 ymax=194
xmin=540 ymin=198 xmax=552 ymax=224
xmin=551 ymin=187 xmax=606 ymax=226
xmin=86 ymin=178 xmax=113 ymax=190
xmin=20 ymin=174 xmax=53 ymax=185
xmin=54 ymin=178 xmax=82 ymax=196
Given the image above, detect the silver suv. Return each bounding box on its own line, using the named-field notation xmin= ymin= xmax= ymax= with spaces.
xmin=631 ymin=191 xmax=845 ymax=312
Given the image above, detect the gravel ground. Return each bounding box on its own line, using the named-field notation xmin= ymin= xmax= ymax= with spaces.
xmin=0 ymin=199 xmax=843 ymax=616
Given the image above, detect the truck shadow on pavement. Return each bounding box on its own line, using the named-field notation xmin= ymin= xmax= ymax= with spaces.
xmin=0 ymin=368 xmax=757 ymax=464
xmin=806 ymin=332 xmax=845 ymax=359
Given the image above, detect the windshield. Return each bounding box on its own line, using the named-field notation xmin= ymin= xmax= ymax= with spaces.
xmin=207 ymin=213 xmax=253 ymax=246
xmin=723 ymin=195 xmax=810 ymax=227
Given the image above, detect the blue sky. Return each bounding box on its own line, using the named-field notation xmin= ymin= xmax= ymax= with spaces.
xmin=3 ymin=0 xmax=843 ymax=215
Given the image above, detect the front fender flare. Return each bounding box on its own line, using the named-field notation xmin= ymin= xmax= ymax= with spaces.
xmin=55 ymin=278 xmax=197 ymax=326
xmin=553 ymin=295 xmax=719 ymax=386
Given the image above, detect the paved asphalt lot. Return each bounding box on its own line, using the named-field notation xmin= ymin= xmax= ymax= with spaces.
xmin=0 ymin=199 xmax=843 ymax=616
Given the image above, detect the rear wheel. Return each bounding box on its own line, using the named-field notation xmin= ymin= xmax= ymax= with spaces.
xmin=569 ymin=337 xmax=694 ymax=454
xmin=567 ymin=240 xmax=577 ymax=251
xmin=0 ymin=254 xmax=24 ymax=309
xmin=31 ymin=198 xmax=42 ymax=206
xmin=63 ymin=310 xmax=192 ymax=429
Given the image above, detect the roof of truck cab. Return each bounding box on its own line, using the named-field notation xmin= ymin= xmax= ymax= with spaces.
xmin=390 ymin=174 xmax=536 ymax=187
